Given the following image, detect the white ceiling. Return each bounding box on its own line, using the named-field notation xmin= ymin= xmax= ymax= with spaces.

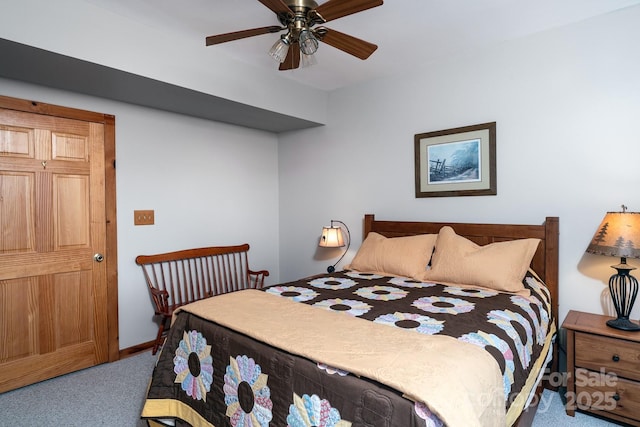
xmin=85 ymin=0 xmax=640 ymax=91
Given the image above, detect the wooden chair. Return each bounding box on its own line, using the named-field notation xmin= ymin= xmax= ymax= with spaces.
xmin=135 ymin=244 xmax=269 ymax=354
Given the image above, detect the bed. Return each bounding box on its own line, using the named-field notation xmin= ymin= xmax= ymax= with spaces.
xmin=141 ymin=214 xmax=559 ymax=427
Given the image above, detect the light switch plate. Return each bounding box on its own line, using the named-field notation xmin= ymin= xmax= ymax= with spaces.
xmin=134 ymin=210 xmax=154 ymax=225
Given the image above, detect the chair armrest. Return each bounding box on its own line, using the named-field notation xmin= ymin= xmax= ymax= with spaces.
xmin=149 ymin=287 xmax=171 ymax=315
xmin=248 ymin=269 xmax=270 ymax=289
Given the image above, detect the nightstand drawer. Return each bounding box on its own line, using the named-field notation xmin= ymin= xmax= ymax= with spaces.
xmin=575 ymin=374 xmax=640 ymax=422
xmin=575 ymin=332 xmax=640 ymax=382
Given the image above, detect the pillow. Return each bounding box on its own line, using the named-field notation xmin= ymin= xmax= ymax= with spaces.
xmin=421 ymin=226 xmax=540 ymax=293
xmin=345 ymin=232 xmax=437 ymax=278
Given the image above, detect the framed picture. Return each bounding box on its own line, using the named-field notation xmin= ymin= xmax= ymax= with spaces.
xmin=414 ymin=122 xmax=496 ymax=198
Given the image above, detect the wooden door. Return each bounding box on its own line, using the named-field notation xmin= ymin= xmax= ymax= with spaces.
xmin=0 ymin=97 xmax=118 ymax=393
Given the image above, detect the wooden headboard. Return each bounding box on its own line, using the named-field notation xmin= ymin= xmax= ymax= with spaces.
xmin=363 ymin=214 xmax=560 ymax=323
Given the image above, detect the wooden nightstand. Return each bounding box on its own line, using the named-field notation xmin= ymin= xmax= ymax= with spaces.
xmin=563 ymin=310 xmax=640 ymax=426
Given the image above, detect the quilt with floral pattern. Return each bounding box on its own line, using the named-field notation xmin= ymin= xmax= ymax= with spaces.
xmin=141 ymin=270 xmax=555 ymax=427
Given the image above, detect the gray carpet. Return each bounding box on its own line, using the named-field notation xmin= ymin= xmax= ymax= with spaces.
xmin=0 ymin=351 xmax=157 ymax=427
xmin=0 ymin=351 xmax=621 ymax=426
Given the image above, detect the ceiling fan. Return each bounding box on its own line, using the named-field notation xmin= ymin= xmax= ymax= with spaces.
xmin=205 ymin=0 xmax=383 ymax=71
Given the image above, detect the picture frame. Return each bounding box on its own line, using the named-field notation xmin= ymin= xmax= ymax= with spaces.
xmin=414 ymin=122 xmax=496 ymax=198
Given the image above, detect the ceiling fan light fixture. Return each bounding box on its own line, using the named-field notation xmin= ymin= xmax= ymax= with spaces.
xmin=299 ymin=29 xmax=319 ymax=55
xmin=269 ymin=36 xmax=290 ymax=63
xmin=301 ymin=52 xmax=318 ymax=68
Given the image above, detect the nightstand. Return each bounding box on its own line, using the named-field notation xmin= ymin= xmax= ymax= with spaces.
xmin=563 ymin=310 xmax=640 ymax=426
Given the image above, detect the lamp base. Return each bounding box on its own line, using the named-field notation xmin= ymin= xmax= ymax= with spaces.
xmin=607 ymin=261 xmax=640 ymax=332
xmin=606 ymin=317 xmax=640 ymax=331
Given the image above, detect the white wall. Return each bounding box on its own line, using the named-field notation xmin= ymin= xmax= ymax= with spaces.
xmin=0 ymin=78 xmax=281 ymax=349
xmin=278 ymin=6 xmax=640 ymax=327
xmin=3 ymin=4 xmax=640 ymax=350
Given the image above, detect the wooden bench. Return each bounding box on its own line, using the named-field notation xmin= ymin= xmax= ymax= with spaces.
xmin=135 ymin=244 xmax=269 ymax=354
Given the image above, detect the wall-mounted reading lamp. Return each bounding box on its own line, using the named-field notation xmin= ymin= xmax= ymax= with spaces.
xmin=318 ymin=220 xmax=350 ymax=273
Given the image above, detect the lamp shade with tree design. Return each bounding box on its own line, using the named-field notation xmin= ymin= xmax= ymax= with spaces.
xmin=586 ymin=206 xmax=640 ymax=331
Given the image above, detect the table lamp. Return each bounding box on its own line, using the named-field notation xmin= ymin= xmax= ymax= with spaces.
xmin=319 ymin=220 xmax=350 ymax=273
xmin=586 ymin=205 xmax=640 ymax=331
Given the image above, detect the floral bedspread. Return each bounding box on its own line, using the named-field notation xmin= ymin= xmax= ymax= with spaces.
xmin=141 ymin=270 xmax=554 ymax=427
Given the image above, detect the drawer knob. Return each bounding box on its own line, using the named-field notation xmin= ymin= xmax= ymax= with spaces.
xmin=612 ymin=354 xmax=620 ymax=362
xmin=613 ymin=393 xmax=620 ymax=401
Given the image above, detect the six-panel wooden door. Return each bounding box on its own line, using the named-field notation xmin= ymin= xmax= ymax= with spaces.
xmin=0 ymin=104 xmax=110 ymax=392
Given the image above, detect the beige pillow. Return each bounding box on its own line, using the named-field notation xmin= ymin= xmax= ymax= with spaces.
xmin=422 ymin=226 xmax=540 ymax=293
xmin=346 ymin=232 xmax=437 ymax=278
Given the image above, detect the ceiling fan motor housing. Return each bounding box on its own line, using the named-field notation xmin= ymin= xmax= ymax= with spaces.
xmin=285 ymin=0 xmax=319 ymax=11
xmin=275 ymin=0 xmax=324 ymax=54
xmin=278 ymin=0 xmax=324 ymax=32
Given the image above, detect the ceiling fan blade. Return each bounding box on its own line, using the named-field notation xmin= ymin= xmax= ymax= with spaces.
xmin=206 ymin=26 xmax=282 ymax=46
xmin=317 ymin=28 xmax=377 ymax=60
xmin=314 ymin=0 xmax=383 ymax=23
xmin=257 ymin=0 xmax=293 ymax=16
xmin=279 ymin=42 xmax=300 ymax=70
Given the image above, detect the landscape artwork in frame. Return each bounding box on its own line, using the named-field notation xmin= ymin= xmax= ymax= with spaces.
xmin=414 ymin=122 xmax=496 ymax=197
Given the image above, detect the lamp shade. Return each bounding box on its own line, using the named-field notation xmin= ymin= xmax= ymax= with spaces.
xmin=586 ymin=209 xmax=640 ymax=331
xmin=269 ymin=37 xmax=290 ymax=63
xmin=299 ymin=30 xmax=319 ymax=55
xmin=586 ymin=212 xmax=640 ymax=259
xmin=319 ymin=226 xmax=345 ymax=248
xmin=318 ymin=220 xmax=351 ymax=273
